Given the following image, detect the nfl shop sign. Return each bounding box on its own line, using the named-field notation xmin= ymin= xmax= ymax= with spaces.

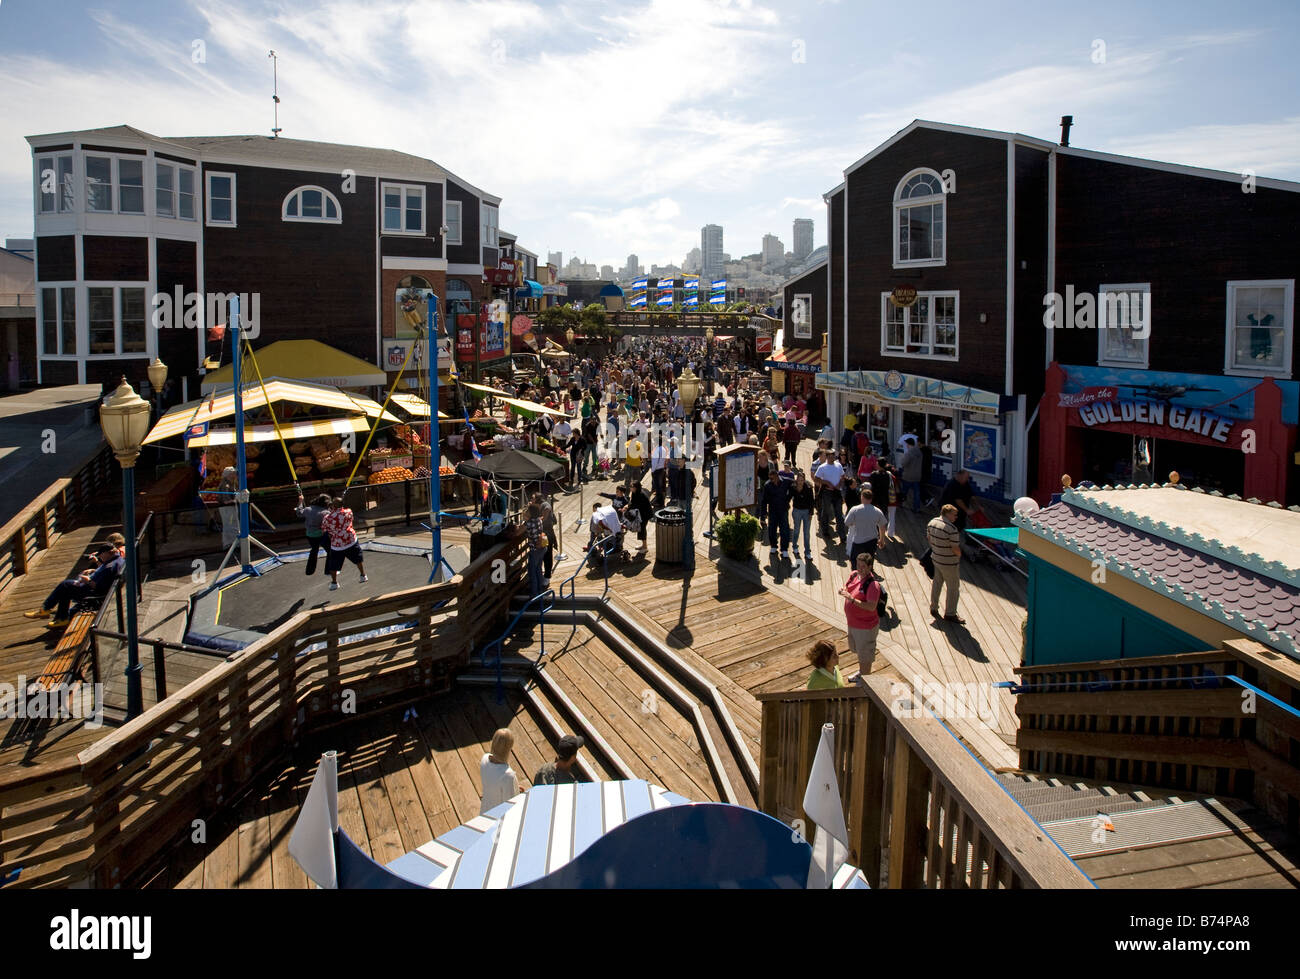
xmin=755 ymin=335 xmax=773 ymax=353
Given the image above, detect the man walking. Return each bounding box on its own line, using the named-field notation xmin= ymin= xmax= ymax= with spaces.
xmin=760 ymin=466 xmax=792 ymax=560
xmin=813 ymin=450 xmax=847 ymax=545
xmin=844 ymin=487 xmax=887 ymax=566
xmin=900 ymin=436 xmax=923 ymax=512
xmin=534 ymin=734 xmax=585 ymax=785
xmin=927 ymin=503 xmax=965 ymax=624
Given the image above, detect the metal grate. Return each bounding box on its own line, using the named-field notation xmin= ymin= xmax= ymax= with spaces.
xmin=1039 ymin=798 xmax=1244 ymax=857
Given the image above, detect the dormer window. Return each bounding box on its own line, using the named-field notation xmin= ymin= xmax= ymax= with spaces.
xmin=283 ymin=185 xmax=341 ymax=223
xmin=893 ymin=169 xmax=946 ymax=267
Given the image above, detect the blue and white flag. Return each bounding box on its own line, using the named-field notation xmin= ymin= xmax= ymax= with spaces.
xmin=683 ymin=277 xmax=699 ymax=291
xmin=708 ymin=293 xmax=727 ymax=305
xmin=710 ymin=278 xmax=726 ymax=291
xmin=683 ymin=294 xmax=699 ymax=306
xmin=630 ymin=293 xmax=648 ymax=307
xmin=470 ymin=436 xmax=482 ymax=462
xmin=656 ymin=293 xmax=673 ymax=307
xmin=631 ymin=277 xmax=648 ymax=291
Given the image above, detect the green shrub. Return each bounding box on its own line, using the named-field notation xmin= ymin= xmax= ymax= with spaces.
xmin=716 ymin=511 xmax=761 ymax=560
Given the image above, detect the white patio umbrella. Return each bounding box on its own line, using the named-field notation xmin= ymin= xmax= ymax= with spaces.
xmin=289 ymin=750 xmax=340 ymax=889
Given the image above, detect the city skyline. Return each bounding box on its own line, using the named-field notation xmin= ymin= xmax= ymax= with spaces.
xmin=1 ymin=1 xmax=1298 ymax=270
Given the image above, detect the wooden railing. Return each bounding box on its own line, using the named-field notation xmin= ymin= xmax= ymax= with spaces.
xmin=758 ymin=675 xmax=1091 ymax=888
xmin=0 ymin=534 xmax=526 ymax=888
xmin=1015 ymin=638 xmax=1300 ymax=829
xmin=0 ymin=441 xmax=114 ymax=600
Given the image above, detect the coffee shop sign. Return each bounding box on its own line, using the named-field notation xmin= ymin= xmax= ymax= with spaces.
xmin=1078 ymin=399 xmax=1234 ymax=443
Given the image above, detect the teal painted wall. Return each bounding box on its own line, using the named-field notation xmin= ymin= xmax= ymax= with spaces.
xmin=1024 ymin=554 xmax=1207 ymax=665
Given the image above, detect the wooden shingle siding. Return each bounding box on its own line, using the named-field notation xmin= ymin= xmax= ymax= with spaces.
xmin=1013 ymin=145 xmax=1050 ymax=401
xmin=843 ymin=128 xmax=1008 ymax=393
xmin=782 ymin=263 xmax=827 ymax=351
xmin=83 ymin=235 xmax=148 ymax=281
xmin=200 ymin=163 xmax=378 ymax=365
xmin=1052 ymin=154 xmax=1300 ymax=378
xmin=378 ymin=180 xmax=444 ymax=259
xmin=36 ymin=235 xmax=75 ymax=282
xmin=444 ymin=179 xmax=480 ymax=267
xmin=829 ymin=189 xmax=844 ymax=369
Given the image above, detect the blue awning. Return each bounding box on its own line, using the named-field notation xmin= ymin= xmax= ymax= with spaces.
xmin=599 ymin=283 xmax=625 ymax=297
xmin=516 ymin=280 xmax=542 ymax=297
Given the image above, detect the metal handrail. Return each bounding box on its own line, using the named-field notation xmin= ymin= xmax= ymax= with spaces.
xmin=558 ymin=531 xmax=616 ymax=646
xmin=997 ymin=669 xmax=1300 ymax=720
xmin=480 ymin=586 xmax=555 ymax=703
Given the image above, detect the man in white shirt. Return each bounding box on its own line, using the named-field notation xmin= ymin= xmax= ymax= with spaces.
xmin=844 ymin=487 xmax=888 ymax=566
xmin=813 ymin=453 xmax=847 ymax=545
xmin=650 ymin=438 xmax=669 ymax=505
xmin=589 ymin=502 xmax=624 ymax=554
xmin=553 ymin=417 xmax=572 ymax=442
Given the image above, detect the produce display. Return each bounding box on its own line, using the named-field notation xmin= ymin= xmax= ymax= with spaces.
xmin=369 ymin=466 xmax=414 ymax=484
xmin=310 ymin=435 xmax=350 ymax=473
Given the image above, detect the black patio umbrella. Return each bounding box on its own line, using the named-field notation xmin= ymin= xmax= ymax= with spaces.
xmin=455 ymin=448 xmax=567 ymax=484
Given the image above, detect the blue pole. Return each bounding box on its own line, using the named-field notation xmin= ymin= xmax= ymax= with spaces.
xmin=122 ymin=464 xmax=143 ymax=719
xmin=231 ymin=295 xmax=252 ymax=573
xmin=428 ymin=294 xmax=443 ymax=582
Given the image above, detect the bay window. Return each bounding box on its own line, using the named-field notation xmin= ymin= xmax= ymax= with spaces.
xmin=87 ymin=285 xmax=149 ymax=355
xmin=40 ymin=287 xmax=78 ymax=356
xmin=85 ymin=155 xmax=113 ymax=211
xmin=37 ymin=153 xmax=75 ymax=213
xmin=157 ymin=161 xmax=197 ymax=220
xmin=881 ymin=291 xmax=958 ymax=359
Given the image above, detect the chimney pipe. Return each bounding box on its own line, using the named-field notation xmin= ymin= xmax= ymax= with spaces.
xmin=1060 ymin=115 xmax=1073 ymax=147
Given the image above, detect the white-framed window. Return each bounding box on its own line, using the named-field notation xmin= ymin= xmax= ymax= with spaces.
xmin=39 ymin=285 xmax=79 ymax=356
xmin=791 ymin=293 xmax=812 ymax=339
xmin=893 ymin=169 xmax=946 ymax=267
xmin=87 ymin=284 xmax=149 ymax=355
xmin=36 ymin=153 xmax=75 ymax=213
xmin=1097 ymin=282 xmax=1151 ymax=369
xmin=1225 ymin=279 xmax=1294 ymax=377
xmin=881 ymin=291 xmax=958 ymax=359
xmin=81 ymin=154 xmax=146 ymax=214
xmin=283 ymin=185 xmax=342 ymax=223
xmin=481 ymin=202 xmax=498 ymax=249
xmin=206 ymin=172 xmax=237 ymax=226
xmin=156 ymin=161 xmax=197 ymax=220
xmin=445 ymin=199 xmax=462 ymax=244
xmin=85 ymin=155 xmax=114 ymax=212
xmin=381 ymin=183 xmax=424 ymax=234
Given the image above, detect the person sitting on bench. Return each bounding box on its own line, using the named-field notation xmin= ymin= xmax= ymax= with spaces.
xmin=24 ymin=543 xmax=124 ymax=628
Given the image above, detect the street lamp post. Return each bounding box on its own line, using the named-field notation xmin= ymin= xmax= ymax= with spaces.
xmin=99 ymin=378 xmax=151 ymax=720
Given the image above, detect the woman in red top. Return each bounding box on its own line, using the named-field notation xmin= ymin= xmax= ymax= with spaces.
xmin=838 ymin=551 xmax=881 ymax=678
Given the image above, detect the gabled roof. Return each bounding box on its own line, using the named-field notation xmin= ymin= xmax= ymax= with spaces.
xmin=26 ymin=125 xmax=500 ymax=204
xmin=828 ymin=119 xmax=1300 ymax=196
xmin=778 ymin=258 xmax=827 ymax=292
xmin=1015 ymin=484 xmax=1300 ymax=658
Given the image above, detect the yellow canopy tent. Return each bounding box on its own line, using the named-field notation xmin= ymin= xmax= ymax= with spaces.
xmin=182 ymin=416 xmax=372 ymax=447
xmin=145 ymin=378 xmax=400 ymax=445
xmin=199 ymin=339 xmax=386 ymax=394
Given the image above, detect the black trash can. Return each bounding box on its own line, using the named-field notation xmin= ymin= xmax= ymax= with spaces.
xmin=654 ymin=506 xmax=687 ymax=563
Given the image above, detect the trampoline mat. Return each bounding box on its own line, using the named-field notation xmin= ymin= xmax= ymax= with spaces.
xmin=186 ymin=537 xmax=434 ymax=651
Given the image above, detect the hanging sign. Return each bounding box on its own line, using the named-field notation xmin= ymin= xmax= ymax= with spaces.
xmin=889 ymin=286 xmax=918 ymax=308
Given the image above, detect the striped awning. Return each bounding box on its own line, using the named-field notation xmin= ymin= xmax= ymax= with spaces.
xmin=387 ymin=393 xmax=455 ymax=420
xmin=184 ymin=416 xmax=372 ymax=447
xmin=765 ymin=347 xmax=822 ymax=373
xmin=144 ymin=378 xmax=401 ymax=445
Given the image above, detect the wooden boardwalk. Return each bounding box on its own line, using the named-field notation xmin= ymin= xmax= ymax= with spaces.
xmin=530 ymin=430 xmax=1025 ymax=770
xmin=0 ymin=522 xmax=114 ymax=768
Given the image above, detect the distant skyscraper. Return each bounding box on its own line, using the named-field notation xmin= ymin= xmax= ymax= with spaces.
xmin=701 ymin=224 xmax=724 ymax=280
xmin=548 ymin=251 xmax=563 ymax=269
xmin=761 ymin=233 xmax=784 ymax=268
xmin=600 ymin=264 xmax=615 ymax=280
xmin=683 ymin=247 xmax=701 ymax=273
xmin=624 ymin=254 xmax=639 ymax=278
xmin=793 ymin=218 xmax=813 ymax=261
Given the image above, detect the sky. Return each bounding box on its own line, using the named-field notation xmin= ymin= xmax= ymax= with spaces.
xmin=1 ymin=0 xmax=1297 ymax=269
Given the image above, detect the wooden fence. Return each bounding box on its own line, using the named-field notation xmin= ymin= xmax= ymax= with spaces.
xmin=0 ymin=441 xmax=114 ymax=600
xmin=1015 ymin=638 xmax=1300 ymax=830
xmin=758 ymin=676 xmax=1091 ymax=888
xmin=0 ymin=534 xmax=525 ymax=888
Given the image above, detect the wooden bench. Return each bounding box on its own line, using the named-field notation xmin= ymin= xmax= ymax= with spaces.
xmin=34 ymin=610 xmax=97 ymax=691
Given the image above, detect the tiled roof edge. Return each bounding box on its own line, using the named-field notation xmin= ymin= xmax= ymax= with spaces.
xmin=1062 ymin=485 xmax=1300 ymax=584
xmin=1012 ymin=507 xmax=1300 ymax=661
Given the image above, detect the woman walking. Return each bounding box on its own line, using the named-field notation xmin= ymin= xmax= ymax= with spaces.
xmin=790 ymin=470 xmax=814 ymax=562
xmin=838 ymin=551 xmax=882 ymax=678
xmin=479 ymin=728 xmax=519 ymax=815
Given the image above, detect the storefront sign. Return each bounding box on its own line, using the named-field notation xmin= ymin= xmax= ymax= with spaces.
xmin=1058 ymin=386 xmax=1117 ymax=408
xmin=890 ymin=286 xmax=918 ymax=308
xmin=511 ymin=314 xmax=534 ymax=336
xmin=755 ymin=335 xmax=773 ymax=353
xmin=484 ymin=268 xmax=514 ymax=286
xmin=1077 ymin=400 xmax=1235 ymax=443
xmin=542 ymin=284 xmax=568 ymax=296
xmin=816 ymin=369 xmax=1000 ymax=415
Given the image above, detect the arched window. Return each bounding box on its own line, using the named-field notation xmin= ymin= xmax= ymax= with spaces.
xmin=894 ymin=169 xmax=945 ymax=266
xmin=283 ymin=185 xmax=342 ymax=223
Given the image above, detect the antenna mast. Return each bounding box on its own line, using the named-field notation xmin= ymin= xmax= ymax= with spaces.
xmin=269 ymin=50 xmax=282 ymax=138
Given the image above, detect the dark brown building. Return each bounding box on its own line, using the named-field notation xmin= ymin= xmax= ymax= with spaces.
xmin=26 ymin=125 xmax=502 ymax=398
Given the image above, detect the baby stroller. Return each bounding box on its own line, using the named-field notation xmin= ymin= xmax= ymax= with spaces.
xmin=592 ymin=526 xmax=631 ymax=564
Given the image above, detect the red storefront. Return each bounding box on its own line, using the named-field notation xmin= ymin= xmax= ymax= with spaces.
xmin=1037 ymin=362 xmax=1298 ymax=505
